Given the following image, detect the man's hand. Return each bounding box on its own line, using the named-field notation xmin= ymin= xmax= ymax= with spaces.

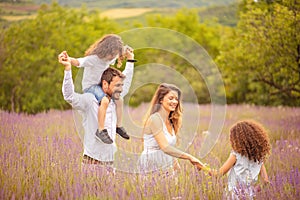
xmin=58 ymin=51 xmax=71 ymax=71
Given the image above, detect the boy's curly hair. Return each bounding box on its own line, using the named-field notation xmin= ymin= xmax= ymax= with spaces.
xmin=230 ymin=120 xmax=271 ymax=163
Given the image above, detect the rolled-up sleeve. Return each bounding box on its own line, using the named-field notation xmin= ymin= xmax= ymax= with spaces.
xmin=121 ymin=62 xmax=134 ymax=97
xmin=62 ymin=70 xmax=94 ymax=111
xmin=62 ymin=70 xmax=74 ymax=103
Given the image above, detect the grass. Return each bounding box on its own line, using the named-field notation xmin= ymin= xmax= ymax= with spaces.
xmin=0 ymin=104 xmax=299 ymax=199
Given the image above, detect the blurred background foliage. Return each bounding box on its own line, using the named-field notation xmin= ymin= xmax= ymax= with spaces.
xmin=0 ymin=0 xmax=299 ymax=113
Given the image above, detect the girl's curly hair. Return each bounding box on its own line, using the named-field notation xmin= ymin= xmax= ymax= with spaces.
xmin=84 ymin=34 xmax=124 ymax=67
xmin=230 ymin=120 xmax=271 ymax=163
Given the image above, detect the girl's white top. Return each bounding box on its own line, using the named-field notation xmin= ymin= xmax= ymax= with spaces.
xmin=139 ymin=113 xmax=177 ymax=173
xmin=228 ymin=151 xmax=263 ymax=192
xmin=77 ymin=55 xmax=110 ymax=90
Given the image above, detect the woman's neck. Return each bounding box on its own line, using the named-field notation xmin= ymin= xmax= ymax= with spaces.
xmin=158 ymin=107 xmax=170 ymax=121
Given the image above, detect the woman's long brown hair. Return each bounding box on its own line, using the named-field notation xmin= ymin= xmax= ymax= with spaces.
xmin=144 ymin=83 xmax=183 ymax=135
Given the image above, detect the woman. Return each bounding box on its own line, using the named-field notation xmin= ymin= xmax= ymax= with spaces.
xmin=139 ymin=83 xmax=204 ymax=174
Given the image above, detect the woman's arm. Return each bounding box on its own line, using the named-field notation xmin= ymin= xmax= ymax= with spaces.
xmin=148 ymin=114 xmax=205 ymax=170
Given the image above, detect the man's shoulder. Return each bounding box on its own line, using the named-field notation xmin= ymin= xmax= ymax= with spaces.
xmin=76 ymin=92 xmax=98 ymax=107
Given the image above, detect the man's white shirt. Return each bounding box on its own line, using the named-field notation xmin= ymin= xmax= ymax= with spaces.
xmin=62 ymin=62 xmax=134 ymax=162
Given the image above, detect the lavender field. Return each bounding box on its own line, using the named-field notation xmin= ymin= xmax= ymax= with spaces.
xmin=0 ymin=104 xmax=299 ymax=199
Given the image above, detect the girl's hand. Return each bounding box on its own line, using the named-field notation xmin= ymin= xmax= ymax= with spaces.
xmin=58 ymin=51 xmax=71 ymax=70
xmin=124 ymin=45 xmax=134 ymax=60
xmin=58 ymin=51 xmax=70 ymax=62
xmin=208 ymin=169 xmax=218 ymax=176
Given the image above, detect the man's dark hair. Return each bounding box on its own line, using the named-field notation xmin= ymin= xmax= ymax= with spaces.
xmin=100 ymin=67 xmax=126 ymax=87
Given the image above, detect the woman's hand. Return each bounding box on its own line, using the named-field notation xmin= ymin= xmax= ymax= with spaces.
xmin=189 ymin=156 xmax=205 ymax=171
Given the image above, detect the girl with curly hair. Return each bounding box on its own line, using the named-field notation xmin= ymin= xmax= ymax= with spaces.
xmin=210 ymin=120 xmax=271 ymax=199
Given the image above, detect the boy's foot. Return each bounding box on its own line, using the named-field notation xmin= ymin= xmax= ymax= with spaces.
xmin=116 ymin=127 xmax=130 ymax=140
xmin=95 ymin=129 xmax=113 ymax=144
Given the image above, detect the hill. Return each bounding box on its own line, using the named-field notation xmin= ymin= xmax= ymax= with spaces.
xmin=32 ymin=0 xmax=237 ymax=8
xmin=0 ymin=1 xmax=239 ymax=26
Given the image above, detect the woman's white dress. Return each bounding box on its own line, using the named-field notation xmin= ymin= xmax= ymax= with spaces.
xmin=139 ymin=113 xmax=177 ymax=173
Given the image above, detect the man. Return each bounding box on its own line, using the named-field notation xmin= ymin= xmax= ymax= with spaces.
xmin=58 ymin=48 xmax=134 ymax=171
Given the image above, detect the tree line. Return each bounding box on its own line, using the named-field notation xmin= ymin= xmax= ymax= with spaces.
xmin=0 ymin=0 xmax=299 ymax=114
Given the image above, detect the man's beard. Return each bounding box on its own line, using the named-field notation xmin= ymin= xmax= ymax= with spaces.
xmin=111 ymin=91 xmax=122 ymax=100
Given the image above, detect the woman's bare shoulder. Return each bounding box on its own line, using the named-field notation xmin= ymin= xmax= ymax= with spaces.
xmin=146 ymin=113 xmax=163 ymax=131
xmin=148 ymin=113 xmax=161 ymax=124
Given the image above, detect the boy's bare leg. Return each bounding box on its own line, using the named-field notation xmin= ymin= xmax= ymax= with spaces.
xmin=98 ymin=96 xmax=109 ymax=130
xmin=95 ymin=96 xmax=113 ymax=144
xmin=115 ymin=98 xmax=123 ymax=127
xmin=115 ymin=98 xmax=130 ymax=140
